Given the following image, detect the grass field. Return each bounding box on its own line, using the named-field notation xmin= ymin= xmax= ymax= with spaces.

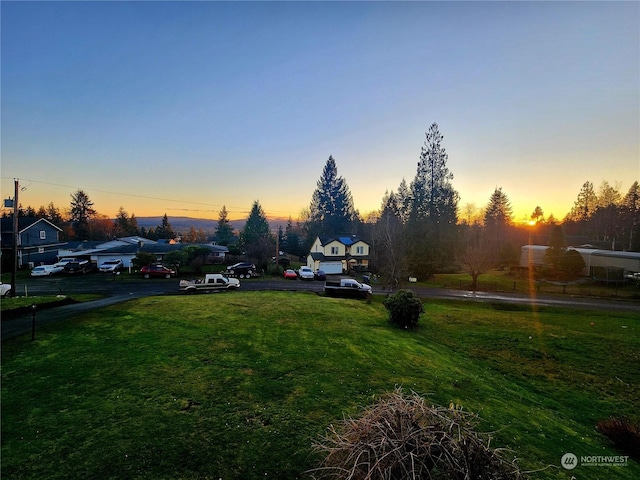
xmin=2 ymin=292 xmax=638 ymax=479
xmin=1 ymin=294 xmax=102 ymax=312
xmin=422 ymin=269 xmax=640 ymax=300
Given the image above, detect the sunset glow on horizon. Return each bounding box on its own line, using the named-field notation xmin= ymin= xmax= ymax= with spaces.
xmin=2 ymin=2 xmax=638 ymax=225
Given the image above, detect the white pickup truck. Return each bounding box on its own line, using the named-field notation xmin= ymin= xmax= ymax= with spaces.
xmin=324 ymin=278 xmax=372 ymax=298
xmin=179 ymin=274 xmax=240 ymax=293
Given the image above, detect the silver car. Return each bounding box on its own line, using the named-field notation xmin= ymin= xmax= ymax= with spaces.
xmin=99 ymin=259 xmax=123 ymax=273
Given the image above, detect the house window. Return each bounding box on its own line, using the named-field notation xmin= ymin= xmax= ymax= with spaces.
xmin=331 ymin=246 xmax=339 ymax=255
xmin=356 ymin=246 xmax=364 ymax=255
xmin=40 ymin=230 xmax=46 ymax=240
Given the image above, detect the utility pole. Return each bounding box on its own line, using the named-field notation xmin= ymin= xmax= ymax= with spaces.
xmin=275 ymin=226 xmax=279 ymax=274
xmin=11 ymin=178 xmax=19 ymax=298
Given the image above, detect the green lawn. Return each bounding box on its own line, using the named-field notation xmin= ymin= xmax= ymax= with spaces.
xmin=2 ymin=292 xmax=638 ymax=479
xmin=421 ymin=269 xmax=640 ymax=299
xmin=1 ymin=294 xmax=102 ymax=312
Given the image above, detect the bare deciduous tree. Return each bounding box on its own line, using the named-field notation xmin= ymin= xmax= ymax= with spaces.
xmin=458 ymin=235 xmax=494 ymax=290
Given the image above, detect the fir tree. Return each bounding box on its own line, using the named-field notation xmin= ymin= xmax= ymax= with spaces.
xmin=240 ymin=201 xmax=272 ymax=270
xmin=566 ymin=181 xmax=597 ymax=222
xmin=155 ymin=214 xmax=176 ymax=240
xmin=405 ymin=123 xmax=460 ymax=276
xmin=621 ymin=181 xmax=640 ymax=250
xmin=308 ymin=156 xmax=357 ymax=236
xmin=215 ymin=205 xmax=235 ymax=245
xmin=69 ymin=189 xmax=96 ymax=239
xmin=409 ymin=123 xmax=458 ymax=225
xmin=114 ymin=207 xmax=139 ymax=237
xmin=483 ymin=187 xmax=513 ymax=229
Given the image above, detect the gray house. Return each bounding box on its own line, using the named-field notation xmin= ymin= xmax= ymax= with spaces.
xmin=1 ymin=217 xmax=64 ymax=268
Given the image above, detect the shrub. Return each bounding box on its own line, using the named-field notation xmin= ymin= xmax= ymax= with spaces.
xmin=383 ymin=289 xmax=424 ymax=328
xmin=132 ymin=252 xmax=158 ymax=270
xmin=309 ymin=387 xmax=526 ymax=480
xmin=596 ymin=416 xmax=640 ymax=460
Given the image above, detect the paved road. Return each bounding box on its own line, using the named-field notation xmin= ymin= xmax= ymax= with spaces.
xmin=3 ymin=273 xmax=639 ymax=341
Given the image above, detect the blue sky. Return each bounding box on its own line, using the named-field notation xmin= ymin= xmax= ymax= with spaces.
xmin=2 ymin=1 xmax=638 ymax=223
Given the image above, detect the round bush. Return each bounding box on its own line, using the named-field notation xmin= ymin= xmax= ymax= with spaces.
xmin=383 ymin=289 xmax=424 ymax=328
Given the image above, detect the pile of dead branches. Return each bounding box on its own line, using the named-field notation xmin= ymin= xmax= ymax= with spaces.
xmin=309 ymin=387 xmax=526 ymax=479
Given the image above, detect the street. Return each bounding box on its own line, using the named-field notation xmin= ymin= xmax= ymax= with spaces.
xmin=3 ymin=272 xmax=639 ymax=341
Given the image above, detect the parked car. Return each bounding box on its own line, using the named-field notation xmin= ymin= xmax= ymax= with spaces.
xmin=64 ymin=259 xmax=91 ymax=274
xmin=283 ymin=269 xmax=297 ymax=279
xmin=297 ymin=266 xmax=314 ymax=280
xmin=325 ymin=278 xmax=372 ymax=298
xmin=179 ymin=274 xmax=240 ymax=293
xmin=0 ymin=283 xmax=11 ymax=297
xmin=99 ymin=259 xmax=123 ymax=273
xmin=31 ymin=264 xmax=64 ymax=276
xmin=140 ymin=264 xmax=176 ymax=279
xmin=314 ymin=269 xmax=327 ymax=281
xmin=54 ymin=257 xmax=76 ymax=269
xmin=225 ymin=262 xmax=256 ymax=278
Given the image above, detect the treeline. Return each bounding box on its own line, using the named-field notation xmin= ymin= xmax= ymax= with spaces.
xmin=4 ymin=123 xmax=638 ymax=285
xmin=2 ymin=190 xmax=211 ymax=243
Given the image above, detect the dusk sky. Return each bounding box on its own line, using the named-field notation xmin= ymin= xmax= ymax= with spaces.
xmin=1 ymin=1 xmax=638 ymax=224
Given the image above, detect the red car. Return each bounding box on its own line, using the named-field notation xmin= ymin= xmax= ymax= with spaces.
xmin=283 ymin=269 xmax=297 ymax=280
xmin=140 ymin=264 xmax=176 ymax=279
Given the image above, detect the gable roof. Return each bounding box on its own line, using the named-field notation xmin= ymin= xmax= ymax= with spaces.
xmin=1 ymin=217 xmax=63 ymax=247
xmin=1 ymin=217 xmax=62 ymax=234
xmin=318 ymin=235 xmax=369 ymax=247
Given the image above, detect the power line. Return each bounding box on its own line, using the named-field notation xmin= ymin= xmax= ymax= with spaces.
xmin=1 ymin=176 xmax=301 ymax=217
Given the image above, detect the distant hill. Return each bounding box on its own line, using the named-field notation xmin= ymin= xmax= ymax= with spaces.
xmin=135 ymin=216 xmax=220 ymax=234
xmin=134 ymin=216 xmax=293 ymax=234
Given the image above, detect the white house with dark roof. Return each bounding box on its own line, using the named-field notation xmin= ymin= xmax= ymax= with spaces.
xmin=306 ymin=235 xmax=371 ymax=274
xmin=57 ymin=237 xmax=229 ymax=269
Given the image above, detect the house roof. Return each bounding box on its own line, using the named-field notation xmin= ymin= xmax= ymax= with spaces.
xmin=59 ymin=240 xmax=230 ymax=257
xmin=318 ymin=235 xmax=369 ymax=247
xmin=1 ymin=217 xmax=63 ymax=233
xmin=1 ymin=218 xmax=63 ymax=247
xmin=2 ymin=218 xmax=63 ymax=248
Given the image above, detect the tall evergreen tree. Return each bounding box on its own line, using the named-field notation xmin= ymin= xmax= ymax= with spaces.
xmin=69 ymin=189 xmax=97 ymax=240
xmin=215 ymin=205 xmax=235 ymax=245
xmin=566 ymin=181 xmax=597 ymax=222
xmin=409 ymin=123 xmax=458 ymax=225
xmin=483 ymin=187 xmax=513 ymax=229
xmin=308 ymin=156 xmax=357 ymax=236
xmin=405 ymin=123 xmax=459 ymax=276
xmin=240 ymin=201 xmax=272 ymax=270
xmin=155 ymin=214 xmax=176 ymax=240
xmin=45 ymin=202 xmax=64 ymax=225
xmin=241 ymin=201 xmax=270 ymax=244
xmin=483 ymin=187 xmax=514 ymax=263
xmin=114 ymin=206 xmax=139 ymax=237
xmin=395 ymin=178 xmax=412 ymax=224
xmin=596 ymin=181 xmax=621 ymax=209
xmin=284 ymin=216 xmax=304 ymax=256
xmin=621 ymin=181 xmax=640 ymax=251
